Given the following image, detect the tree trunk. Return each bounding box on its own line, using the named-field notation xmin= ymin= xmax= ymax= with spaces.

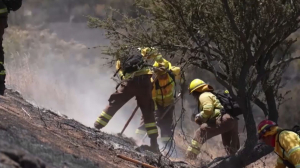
xmin=211 ymin=144 xmax=273 ymax=168
xmin=264 ymin=86 xmax=278 ymax=123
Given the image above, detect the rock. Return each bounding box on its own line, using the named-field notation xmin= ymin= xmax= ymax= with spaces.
xmin=0 ymin=153 xmax=20 ymax=168
xmin=20 ymin=155 xmax=46 ymax=168
xmin=0 ymin=123 xmax=7 ymax=131
xmin=0 ymin=140 xmax=48 ymax=168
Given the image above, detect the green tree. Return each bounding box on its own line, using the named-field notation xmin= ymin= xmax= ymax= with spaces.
xmin=88 ymin=0 xmax=300 ymax=167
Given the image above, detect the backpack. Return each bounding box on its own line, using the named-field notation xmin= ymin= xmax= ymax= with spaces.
xmin=113 ymin=54 xmax=151 ymax=90
xmin=3 ymin=0 xmax=22 ymax=11
xmin=114 ymin=55 xmax=148 ymax=78
xmin=212 ymin=90 xmax=243 ymax=118
xmin=291 ymin=125 xmax=300 ymax=134
xmin=276 ymin=125 xmax=300 ymax=168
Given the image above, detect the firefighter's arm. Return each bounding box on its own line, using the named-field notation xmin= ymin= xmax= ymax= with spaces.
xmin=290 ymin=150 xmax=300 ymax=168
xmin=275 ymin=157 xmax=286 ymax=168
xmin=198 ymin=93 xmax=214 ymax=123
xmin=151 ymin=79 xmax=157 ymax=111
xmin=280 ymin=132 xmax=300 ymax=167
xmin=171 ymin=66 xmax=183 ymax=83
xmin=286 ymin=140 xmax=300 ymax=167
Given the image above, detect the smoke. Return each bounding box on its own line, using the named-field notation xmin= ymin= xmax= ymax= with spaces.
xmin=7 ymin=2 xmax=299 ymax=166
xmin=4 ymin=22 xmax=142 ymax=138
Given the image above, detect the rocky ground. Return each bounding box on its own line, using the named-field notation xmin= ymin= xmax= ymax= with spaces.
xmin=0 ymin=89 xmax=190 ymax=168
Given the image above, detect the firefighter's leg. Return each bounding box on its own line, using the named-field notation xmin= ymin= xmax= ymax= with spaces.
xmin=135 ymin=99 xmax=157 ymax=139
xmin=135 ymin=115 xmax=147 ymax=139
xmin=219 ymin=114 xmax=239 ymax=155
xmin=186 ymin=114 xmax=236 ymax=159
xmin=94 ymin=81 xmax=134 ymax=129
xmin=135 ymin=75 xmax=159 ymax=152
xmin=230 ymin=118 xmax=240 ymax=154
xmin=158 ymin=105 xmax=174 ymax=150
xmin=0 ymin=17 xmax=7 ymax=95
xmin=186 ymin=123 xmax=217 ymax=160
xmin=221 ymin=131 xmax=232 ymax=155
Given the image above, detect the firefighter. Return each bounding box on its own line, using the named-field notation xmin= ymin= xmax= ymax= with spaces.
xmin=0 ymin=1 xmax=8 ymax=95
xmin=186 ymin=79 xmax=240 ymax=159
xmin=94 ymin=49 xmax=160 ymax=153
xmin=258 ymin=120 xmax=300 ymax=168
xmin=135 ymin=57 xmax=181 ymax=150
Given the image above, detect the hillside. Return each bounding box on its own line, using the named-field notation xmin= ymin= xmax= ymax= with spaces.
xmin=3 ymin=0 xmax=300 ymax=167
xmin=0 ymin=89 xmax=189 ymax=168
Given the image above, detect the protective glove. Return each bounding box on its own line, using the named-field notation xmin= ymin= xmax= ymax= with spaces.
xmin=194 ymin=113 xmax=203 ymax=125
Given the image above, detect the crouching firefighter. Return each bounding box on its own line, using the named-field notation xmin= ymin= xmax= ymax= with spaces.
xmin=186 ymin=79 xmax=240 ymax=159
xmin=135 ymin=57 xmax=181 ymax=150
xmin=258 ymin=120 xmax=300 ymax=168
xmin=94 ymin=50 xmax=160 ymax=153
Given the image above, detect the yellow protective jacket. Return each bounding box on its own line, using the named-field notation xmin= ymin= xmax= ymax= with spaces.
xmin=197 ymin=86 xmax=223 ymax=123
xmin=274 ymin=130 xmax=300 ymax=168
xmin=152 ymin=66 xmax=180 ymax=108
xmin=0 ymin=1 xmax=7 ymax=17
xmin=115 ymin=59 xmax=152 ymax=80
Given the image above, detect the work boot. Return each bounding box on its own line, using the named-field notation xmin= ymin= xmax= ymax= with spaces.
xmin=150 ymin=138 xmax=160 ymax=154
xmin=94 ymin=121 xmax=102 ymax=130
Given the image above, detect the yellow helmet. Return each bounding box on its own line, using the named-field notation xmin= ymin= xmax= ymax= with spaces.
xmin=141 ymin=47 xmax=159 ymax=59
xmin=189 ymin=79 xmax=206 ymax=93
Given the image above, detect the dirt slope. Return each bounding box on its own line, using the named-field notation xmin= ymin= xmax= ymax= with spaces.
xmin=0 ymin=89 xmax=189 ymax=168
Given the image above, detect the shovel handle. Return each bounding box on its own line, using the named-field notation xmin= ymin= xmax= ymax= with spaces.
xmin=120 ymin=105 xmax=139 ymax=136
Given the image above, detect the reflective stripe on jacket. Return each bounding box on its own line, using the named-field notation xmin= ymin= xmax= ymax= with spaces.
xmin=198 ymin=92 xmax=222 ymax=123
xmin=274 ymin=130 xmax=300 ymax=168
xmin=0 ymin=1 xmax=7 ymax=16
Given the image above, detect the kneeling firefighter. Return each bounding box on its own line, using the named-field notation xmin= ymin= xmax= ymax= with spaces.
xmin=186 ymin=79 xmax=240 ymax=159
xmin=94 ymin=48 xmax=160 ymax=153
xmin=258 ymin=120 xmax=300 ymax=168
xmin=135 ymin=55 xmax=181 ymax=150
